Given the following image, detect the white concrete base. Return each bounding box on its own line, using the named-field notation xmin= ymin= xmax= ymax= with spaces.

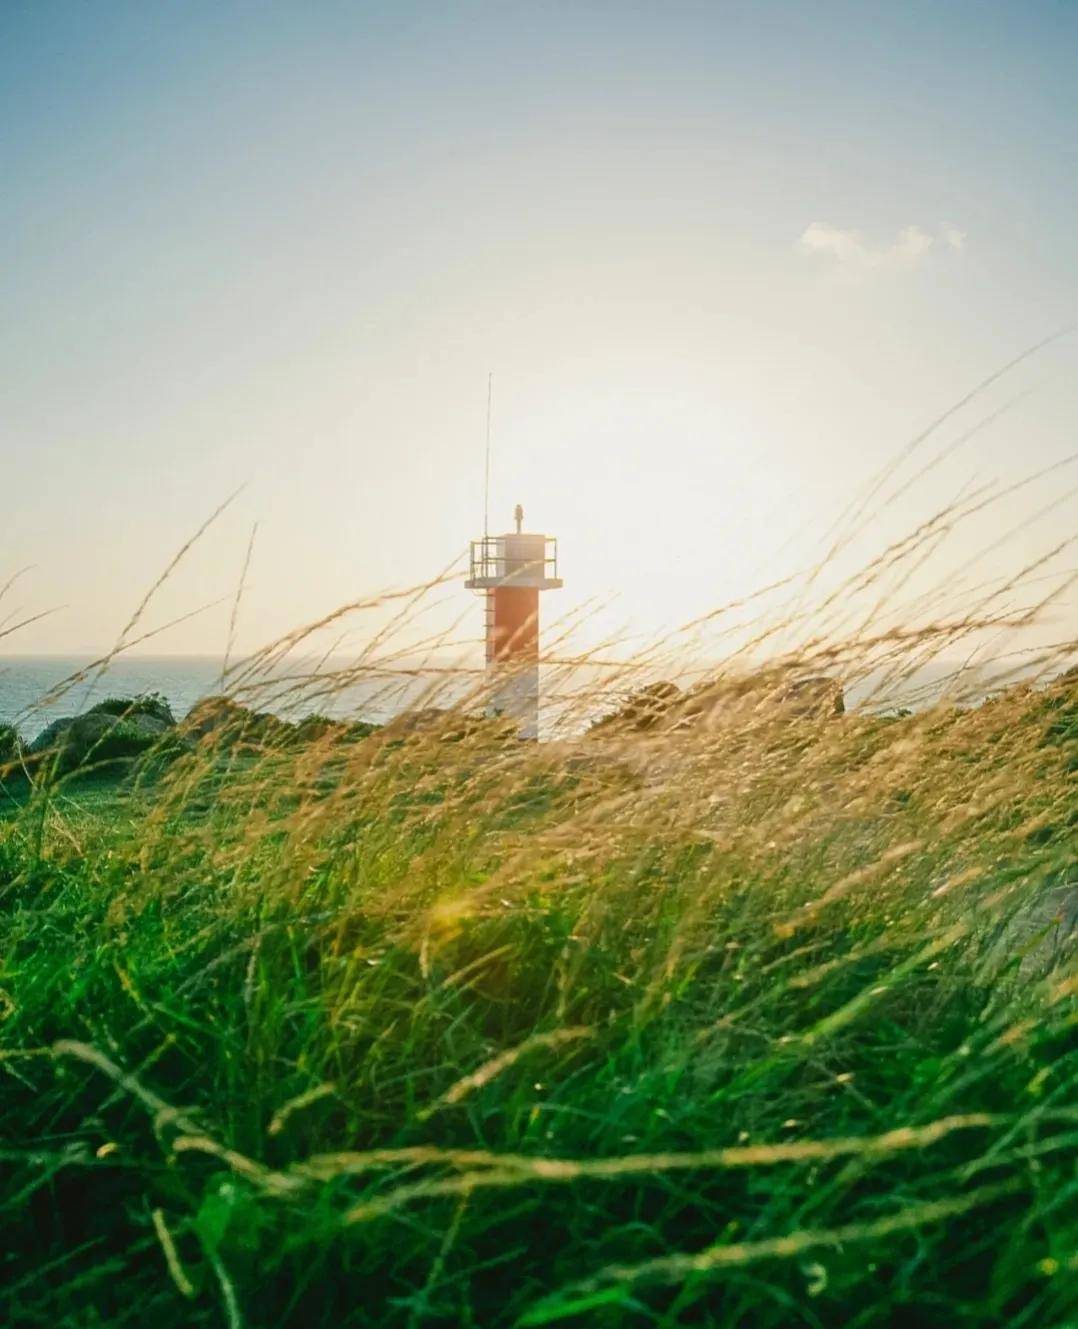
xmin=488 ymin=664 xmax=539 ymax=740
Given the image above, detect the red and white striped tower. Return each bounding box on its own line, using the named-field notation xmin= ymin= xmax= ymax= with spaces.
xmin=465 ymin=504 xmax=562 ymax=739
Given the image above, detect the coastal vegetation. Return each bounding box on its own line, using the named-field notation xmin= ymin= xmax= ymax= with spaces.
xmin=0 ymin=636 xmax=1074 ymax=1327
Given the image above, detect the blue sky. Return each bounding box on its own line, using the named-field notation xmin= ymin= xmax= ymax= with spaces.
xmin=1 ymin=1 xmax=1075 ymax=658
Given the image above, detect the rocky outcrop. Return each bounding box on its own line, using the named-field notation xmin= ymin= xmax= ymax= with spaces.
xmin=777 ymin=675 xmax=845 ymax=717
xmin=0 ymin=724 xmax=21 ymax=772
xmin=589 ymin=672 xmax=845 ymax=736
xmin=380 ymin=707 xmax=507 ymax=743
xmin=588 ymin=682 xmax=682 ymax=734
xmin=27 ymin=697 xmax=179 ymax=773
xmin=182 ymin=696 xmax=292 ymax=748
xmin=182 ymin=697 xmax=379 ymax=751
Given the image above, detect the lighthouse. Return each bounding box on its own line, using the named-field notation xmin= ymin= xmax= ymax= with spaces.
xmin=465 ymin=505 xmax=562 ymax=739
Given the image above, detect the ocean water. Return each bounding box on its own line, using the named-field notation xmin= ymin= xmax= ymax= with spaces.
xmin=0 ymin=656 xmax=453 ymax=743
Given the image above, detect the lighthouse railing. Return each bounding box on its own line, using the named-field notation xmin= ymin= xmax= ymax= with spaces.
xmin=469 ymin=536 xmax=559 ymax=584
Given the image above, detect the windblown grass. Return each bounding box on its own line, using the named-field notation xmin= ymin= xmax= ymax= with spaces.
xmin=0 ymin=471 xmax=1075 ymax=1325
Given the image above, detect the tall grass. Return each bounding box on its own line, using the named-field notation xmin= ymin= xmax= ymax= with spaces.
xmin=0 ymin=478 xmax=1075 ymax=1326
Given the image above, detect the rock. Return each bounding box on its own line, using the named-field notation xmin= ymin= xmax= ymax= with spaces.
xmin=183 ymin=697 xmax=381 ymax=751
xmin=183 ymin=697 xmax=295 ymax=749
xmin=183 ymin=696 xmax=246 ymax=738
xmin=383 ymin=708 xmax=499 ymax=743
xmin=28 ymin=705 xmax=175 ymax=772
xmin=589 ymin=672 xmax=845 ymax=736
xmin=0 ymin=724 xmax=21 ymax=771
xmin=589 ymin=682 xmax=682 ymax=734
xmin=291 ymin=714 xmax=379 ymax=746
xmin=777 ymin=675 xmax=845 ymax=718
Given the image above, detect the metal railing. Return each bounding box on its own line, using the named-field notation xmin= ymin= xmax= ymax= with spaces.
xmin=468 ymin=536 xmax=559 ymax=584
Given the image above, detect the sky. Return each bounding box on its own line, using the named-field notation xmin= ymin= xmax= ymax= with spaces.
xmin=1 ymin=0 xmax=1076 ymax=668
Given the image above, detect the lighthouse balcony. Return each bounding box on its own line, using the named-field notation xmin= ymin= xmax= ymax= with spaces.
xmin=465 ymin=534 xmax=563 ymax=590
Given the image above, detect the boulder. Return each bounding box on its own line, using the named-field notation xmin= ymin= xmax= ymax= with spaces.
xmin=28 ymin=705 xmax=175 ymax=772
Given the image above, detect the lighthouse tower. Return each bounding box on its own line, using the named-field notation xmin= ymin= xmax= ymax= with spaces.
xmin=465 ymin=505 xmax=562 ymax=739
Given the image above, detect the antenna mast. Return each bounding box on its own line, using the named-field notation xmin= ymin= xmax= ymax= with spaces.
xmin=483 ymin=372 xmax=493 ymax=542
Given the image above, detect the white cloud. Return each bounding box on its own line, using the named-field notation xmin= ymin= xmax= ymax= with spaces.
xmin=797 ymin=222 xmax=966 ymax=271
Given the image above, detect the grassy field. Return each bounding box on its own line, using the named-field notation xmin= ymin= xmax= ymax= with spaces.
xmin=0 ymin=657 xmax=1075 ymax=1327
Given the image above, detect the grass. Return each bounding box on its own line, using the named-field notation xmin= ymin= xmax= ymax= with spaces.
xmin=1 ymin=437 xmax=1077 ymax=1326
xmin=0 ymin=641 xmax=1074 ymax=1328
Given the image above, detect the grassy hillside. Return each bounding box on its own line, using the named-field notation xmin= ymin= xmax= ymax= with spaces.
xmin=0 ymin=666 xmax=1075 ymax=1327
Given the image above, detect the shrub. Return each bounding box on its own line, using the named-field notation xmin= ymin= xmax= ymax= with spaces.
xmin=87 ymin=692 xmax=176 ymax=726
